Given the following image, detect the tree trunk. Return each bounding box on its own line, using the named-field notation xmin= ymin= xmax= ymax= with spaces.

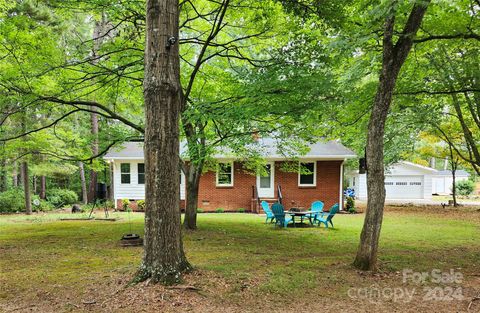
xmin=451 ymin=167 xmax=457 ymax=207
xmin=0 ymin=158 xmax=6 ymax=192
xmin=40 ymin=176 xmax=46 ymax=199
xmin=12 ymin=161 xmax=18 ymax=187
xmin=183 ymin=163 xmax=202 ymax=230
xmin=79 ymin=161 xmax=88 ymax=204
xmin=22 ymin=162 xmax=32 ymax=215
xmin=33 ymin=176 xmax=37 ymax=194
xmin=87 ymin=15 xmax=107 ymax=203
xmin=353 ymin=0 xmax=430 ymax=271
xmin=88 ymin=108 xmax=99 ymax=202
xmin=449 ymin=145 xmax=458 ymax=207
xmin=135 ymin=0 xmax=190 ymax=285
xmin=19 ymin=161 xmax=25 ymax=188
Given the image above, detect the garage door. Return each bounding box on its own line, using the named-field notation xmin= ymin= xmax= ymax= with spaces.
xmin=385 ymin=176 xmax=424 ymax=199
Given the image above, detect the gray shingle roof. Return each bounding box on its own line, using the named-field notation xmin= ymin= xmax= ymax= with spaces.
xmin=435 ymin=169 xmax=470 ymax=177
xmin=104 ymin=139 xmax=356 ymax=160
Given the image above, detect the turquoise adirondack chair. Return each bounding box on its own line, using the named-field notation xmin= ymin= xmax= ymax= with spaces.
xmin=306 ymin=201 xmax=324 ymax=223
xmin=271 ymin=202 xmax=293 ymax=228
xmin=261 ymin=201 xmax=275 ymax=224
xmin=314 ymin=203 xmax=339 ymax=228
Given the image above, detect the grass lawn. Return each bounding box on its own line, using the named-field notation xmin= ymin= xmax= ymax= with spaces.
xmin=1 ymin=207 xmax=479 ymax=312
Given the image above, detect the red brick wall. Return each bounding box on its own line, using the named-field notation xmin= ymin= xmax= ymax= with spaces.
xmin=275 ymin=161 xmax=342 ymax=211
xmin=197 ymin=162 xmax=256 ymax=211
xmin=116 ymin=160 xmax=342 ymax=212
xmin=196 ymin=160 xmax=342 ymax=212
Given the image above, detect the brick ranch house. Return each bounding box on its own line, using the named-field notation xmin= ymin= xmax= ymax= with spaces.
xmin=103 ymin=139 xmax=356 ymax=212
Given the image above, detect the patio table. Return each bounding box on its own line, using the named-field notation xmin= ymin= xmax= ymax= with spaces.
xmin=286 ymin=210 xmax=315 ymax=227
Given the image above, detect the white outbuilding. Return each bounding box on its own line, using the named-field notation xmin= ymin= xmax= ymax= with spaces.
xmin=431 ymin=170 xmax=470 ymax=195
xmin=347 ymin=161 xmax=439 ymax=200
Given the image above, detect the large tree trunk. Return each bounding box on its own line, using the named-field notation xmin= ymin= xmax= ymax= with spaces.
xmin=183 ymin=163 xmax=203 ymax=230
xmin=135 ymin=0 xmax=190 ymax=285
xmin=22 ymin=162 xmax=32 ymax=215
xmin=353 ymin=1 xmax=430 ymax=271
xmin=79 ymin=161 xmax=88 ymax=204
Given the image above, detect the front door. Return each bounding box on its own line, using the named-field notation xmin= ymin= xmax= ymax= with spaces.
xmin=257 ymin=162 xmax=275 ymax=198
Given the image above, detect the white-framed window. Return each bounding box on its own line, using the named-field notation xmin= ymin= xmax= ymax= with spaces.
xmin=120 ymin=163 xmax=131 ymax=184
xmin=298 ymin=162 xmax=316 ymax=187
xmin=138 ymin=163 xmax=145 ymax=184
xmin=216 ymin=161 xmax=234 ymax=187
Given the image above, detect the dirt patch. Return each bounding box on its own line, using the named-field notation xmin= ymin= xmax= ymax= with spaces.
xmin=2 ymin=269 xmax=479 ymax=313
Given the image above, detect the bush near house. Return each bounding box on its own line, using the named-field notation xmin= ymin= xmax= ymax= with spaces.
xmin=196 ymin=208 xmax=204 ymax=213
xmin=215 ymin=208 xmax=225 ymax=213
xmin=46 ymin=188 xmax=78 ymax=208
xmin=0 ymin=188 xmax=25 ymax=213
xmin=456 ymin=180 xmax=475 ymax=196
xmin=122 ymin=199 xmax=130 ymax=211
xmin=345 ymin=196 xmax=356 ymax=213
xmin=238 ymin=208 xmax=246 ymax=213
xmin=136 ymin=200 xmax=146 ymax=211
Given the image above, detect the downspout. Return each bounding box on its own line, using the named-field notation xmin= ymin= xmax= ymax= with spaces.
xmin=339 ymin=160 xmax=344 ymax=211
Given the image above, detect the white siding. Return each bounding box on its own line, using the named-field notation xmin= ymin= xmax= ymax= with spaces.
xmin=423 ymin=175 xmax=433 ymax=199
xmin=113 ymin=160 xmax=185 ymax=207
xmin=432 ymin=176 xmax=469 ymax=195
xmin=357 ymin=174 xmax=367 ymax=200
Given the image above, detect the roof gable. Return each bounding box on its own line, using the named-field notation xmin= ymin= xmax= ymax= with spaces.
xmin=386 ymin=161 xmax=438 ymax=175
xmin=103 ymin=139 xmax=356 ymax=160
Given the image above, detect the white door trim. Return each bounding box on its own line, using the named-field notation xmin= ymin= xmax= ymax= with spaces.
xmin=257 ymin=162 xmax=275 ymax=198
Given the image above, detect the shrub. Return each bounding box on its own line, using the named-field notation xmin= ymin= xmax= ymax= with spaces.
xmin=104 ymin=200 xmax=115 ymax=209
xmin=137 ymin=200 xmax=146 ymax=211
xmin=81 ymin=203 xmax=93 ymax=212
xmin=345 ymin=196 xmax=355 ymax=212
xmin=196 ymin=208 xmax=204 ymax=213
xmin=122 ymin=199 xmax=130 ymax=211
xmin=238 ymin=208 xmax=246 ymax=213
xmin=32 ymin=195 xmax=54 ymax=212
xmin=0 ymin=188 xmax=25 ymax=213
xmin=456 ymin=180 xmax=475 ymax=196
xmin=215 ymin=208 xmax=225 ymax=213
xmin=46 ymin=189 xmax=78 ymax=208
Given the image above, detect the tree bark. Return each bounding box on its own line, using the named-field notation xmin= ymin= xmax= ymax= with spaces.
xmin=87 ymin=15 xmax=108 ymax=203
xmin=183 ymin=162 xmax=203 ymax=230
xmin=22 ymin=162 xmax=32 ymax=215
xmin=88 ymin=107 xmax=99 ymax=202
xmin=449 ymin=145 xmax=458 ymax=207
xmin=40 ymin=176 xmax=46 ymax=199
xmin=353 ymin=0 xmax=430 ymax=271
xmin=79 ymin=161 xmax=88 ymax=204
xmin=12 ymin=161 xmax=18 ymax=187
xmin=135 ymin=0 xmax=190 ymax=285
xmin=0 ymin=158 xmax=6 ymax=192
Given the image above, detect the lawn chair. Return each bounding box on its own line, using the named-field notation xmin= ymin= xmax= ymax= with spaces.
xmin=271 ymin=202 xmax=293 ymax=228
xmin=313 ymin=203 xmax=339 ymax=228
xmin=306 ymin=201 xmax=324 ymax=223
xmin=261 ymin=201 xmax=275 ymax=224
